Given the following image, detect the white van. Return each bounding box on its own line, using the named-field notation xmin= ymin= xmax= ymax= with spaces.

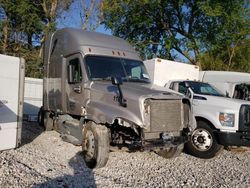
xmin=200 ymin=71 xmax=250 ymax=100
xmin=0 ymin=54 xmax=25 ymax=151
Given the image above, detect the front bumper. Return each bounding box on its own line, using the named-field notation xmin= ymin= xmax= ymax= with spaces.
xmin=141 ymin=134 xmax=189 ymax=151
xmin=215 ymin=131 xmax=250 ymax=146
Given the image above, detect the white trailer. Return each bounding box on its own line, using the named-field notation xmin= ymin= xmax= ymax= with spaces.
xmin=0 ymin=54 xmax=25 ymax=151
xmin=144 ymin=58 xmax=199 ymax=86
xmin=200 ymin=71 xmax=250 ymax=100
xmin=24 ymin=77 xmax=43 ymax=121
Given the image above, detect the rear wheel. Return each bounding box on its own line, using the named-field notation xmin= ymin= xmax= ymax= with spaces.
xmin=185 ymin=121 xmax=223 ymax=159
xmin=82 ymin=122 xmax=109 ymax=169
xmin=156 ymin=144 xmax=184 ymax=158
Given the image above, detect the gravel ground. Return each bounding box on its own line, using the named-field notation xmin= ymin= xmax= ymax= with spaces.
xmin=0 ymin=122 xmax=249 ymax=188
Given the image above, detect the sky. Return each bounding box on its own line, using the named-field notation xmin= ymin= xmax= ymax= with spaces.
xmin=56 ymin=0 xmax=112 ymax=35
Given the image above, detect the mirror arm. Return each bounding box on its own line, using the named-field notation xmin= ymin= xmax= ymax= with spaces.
xmin=117 ymin=84 xmax=127 ymax=107
xmin=111 ymin=76 xmax=127 ymax=107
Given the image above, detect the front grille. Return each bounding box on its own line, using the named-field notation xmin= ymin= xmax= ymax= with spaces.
xmin=239 ymin=105 xmax=250 ymax=131
xmin=149 ymin=99 xmax=183 ymax=132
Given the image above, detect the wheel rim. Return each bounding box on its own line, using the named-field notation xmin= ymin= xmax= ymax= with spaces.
xmin=191 ymin=128 xmax=213 ymax=151
xmin=84 ymin=130 xmax=95 ymax=159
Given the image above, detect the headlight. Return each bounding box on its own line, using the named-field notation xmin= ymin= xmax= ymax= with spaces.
xmin=219 ymin=113 xmax=235 ymax=127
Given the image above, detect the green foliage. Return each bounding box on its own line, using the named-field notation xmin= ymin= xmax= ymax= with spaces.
xmin=19 ymin=47 xmax=43 ymax=78
xmin=0 ymin=0 xmax=44 ymax=44
xmin=201 ymin=39 xmax=250 ymax=72
xmin=0 ymin=0 xmax=44 ymax=77
xmin=0 ymin=0 xmax=74 ymax=78
xmin=102 ymin=0 xmax=250 ymax=71
xmin=102 ymin=0 xmax=209 ymax=63
xmin=199 ymin=0 xmax=250 ymax=71
xmin=0 ymin=0 xmax=248 ymax=75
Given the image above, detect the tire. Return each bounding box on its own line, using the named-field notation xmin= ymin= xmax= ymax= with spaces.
xmin=156 ymin=144 xmax=184 ymax=158
xmin=82 ymin=122 xmax=110 ymax=169
xmin=43 ymin=111 xmax=53 ymax=131
xmin=38 ymin=107 xmax=44 ymax=127
xmin=185 ymin=121 xmax=223 ymax=159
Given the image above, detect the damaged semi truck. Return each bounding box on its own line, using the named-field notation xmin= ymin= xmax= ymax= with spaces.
xmin=38 ymin=28 xmax=195 ymax=168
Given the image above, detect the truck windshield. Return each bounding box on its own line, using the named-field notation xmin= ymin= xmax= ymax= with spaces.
xmin=182 ymin=81 xmax=224 ymax=96
xmin=85 ymin=56 xmax=151 ymax=83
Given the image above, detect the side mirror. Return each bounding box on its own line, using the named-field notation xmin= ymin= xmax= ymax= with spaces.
xmin=184 ymin=82 xmax=190 ymax=88
xmin=185 ymin=87 xmax=194 ymax=99
xmin=111 ymin=77 xmax=123 ymax=85
xmin=111 ymin=76 xmax=126 ymax=107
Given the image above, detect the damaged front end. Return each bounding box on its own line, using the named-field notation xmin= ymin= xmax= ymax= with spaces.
xmin=141 ymin=98 xmax=193 ymax=151
xmin=110 ymin=97 xmax=195 ymax=153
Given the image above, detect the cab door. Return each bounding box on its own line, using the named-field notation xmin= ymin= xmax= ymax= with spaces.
xmin=170 ymin=81 xmax=194 ymax=112
xmin=65 ymin=54 xmax=85 ymax=115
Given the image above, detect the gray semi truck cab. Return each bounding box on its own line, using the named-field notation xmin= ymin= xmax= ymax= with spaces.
xmin=39 ymin=28 xmax=195 ymax=168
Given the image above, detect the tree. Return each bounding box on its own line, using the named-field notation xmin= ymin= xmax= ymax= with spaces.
xmin=39 ymin=0 xmax=74 ymax=57
xmin=201 ymin=39 xmax=250 ymax=72
xmin=0 ymin=0 xmax=46 ymax=77
xmin=199 ymin=0 xmax=250 ymax=71
xmin=102 ymin=0 xmax=249 ymax=69
xmin=0 ymin=0 xmax=44 ymax=53
xmin=57 ymin=0 xmax=103 ymax=31
xmin=0 ymin=0 xmax=74 ymax=77
xmin=80 ymin=0 xmax=103 ymax=31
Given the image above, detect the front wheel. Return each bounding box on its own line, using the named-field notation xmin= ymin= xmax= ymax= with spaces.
xmin=82 ymin=122 xmax=110 ymax=169
xmin=43 ymin=111 xmax=53 ymax=131
xmin=38 ymin=107 xmax=53 ymax=131
xmin=156 ymin=144 xmax=184 ymax=158
xmin=185 ymin=121 xmax=223 ymax=159
xmin=38 ymin=107 xmax=44 ymax=127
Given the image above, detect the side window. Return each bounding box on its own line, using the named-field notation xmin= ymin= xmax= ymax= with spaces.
xmin=131 ymin=66 xmax=141 ymax=79
xmin=169 ymin=82 xmax=175 ymax=89
xmin=170 ymin=82 xmax=179 ymax=91
xmin=68 ymin=58 xmax=82 ymax=84
xmin=178 ymin=82 xmax=187 ymax=94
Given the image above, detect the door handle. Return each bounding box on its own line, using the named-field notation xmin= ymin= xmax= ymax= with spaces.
xmin=73 ymin=86 xmax=82 ymax=93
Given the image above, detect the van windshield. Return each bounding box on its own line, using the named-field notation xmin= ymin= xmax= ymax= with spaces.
xmin=182 ymin=81 xmax=224 ymax=96
xmin=85 ymin=56 xmax=151 ymax=83
xmin=233 ymin=84 xmax=250 ymax=100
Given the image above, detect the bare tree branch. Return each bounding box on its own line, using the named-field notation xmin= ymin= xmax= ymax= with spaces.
xmin=172 ymin=45 xmax=194 ymax=64
xmin=80 ymin=0 xmax=102 ymax=31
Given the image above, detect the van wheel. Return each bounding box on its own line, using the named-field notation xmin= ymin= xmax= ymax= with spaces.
xmin=82 ymin=122 xmax=109 ymax=169
xmin=43 ymin=111 xmax=53 ymax=131
xmin=185 ymin=121 xmax=223 ymax=159
xmin=156 ymin=144 xmax=184 ymax=158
